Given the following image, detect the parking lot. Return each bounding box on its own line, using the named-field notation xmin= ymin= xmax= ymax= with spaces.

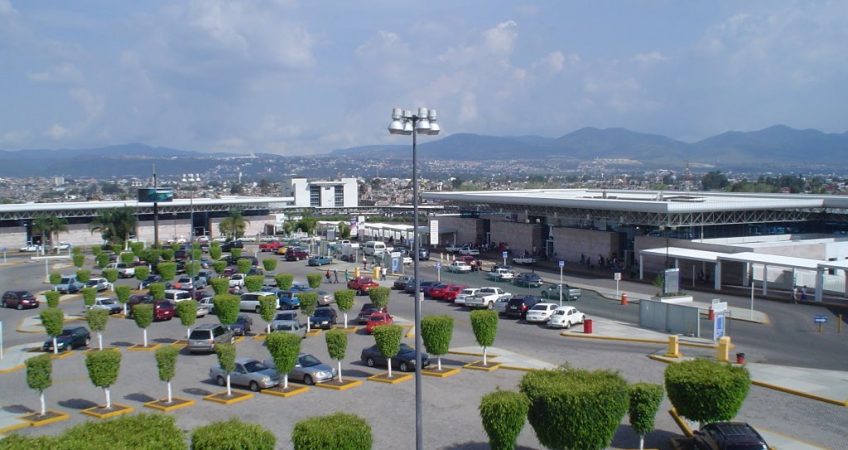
xmin=1 ymin=246 xmax=847 ymax=449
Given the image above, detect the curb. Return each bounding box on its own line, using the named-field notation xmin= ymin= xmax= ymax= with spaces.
xmin=751 ymin=380 xmax=848 ymax=407
xmin=560 ymin=331 xmax=718 ymax=349
xmin=314 ymin=380 xmax=363 ymax=391
xmin=203 ymin=391 xmax=253 ymax=405
xmin=0 ymin=363 xmax=25 ymax=374
xmin=448 ymin=350 xmax=498 ymax=358
xmin=143 ymin=398 xmax=195 ymax=412
xmin=261 ymin=385 xmax=309 ymax=398
xmin=80 ymin=403 xmax=134 ymax=420
xmin=463 ymin=361 xmax=501 ymax=372
xmin=367 ymin=373 xmax=412 ymax=384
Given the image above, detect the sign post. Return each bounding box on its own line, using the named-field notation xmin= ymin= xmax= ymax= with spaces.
xmin=614 ymin=272 xmax=622 ymax=298
xmin=502 ymin=251 xmax=508 ymax=267
xmin=558 ymin=260 xmax=565 ymax=307
xmin=814 ymin=315 xmax=828 ymax=333
xmin=0 ymin=321 xmax=4 ymax=360
xmin=712 ymin=300 xmax=728 ymax=342
xmin=436 ymin=262 xmax=442 ymax=283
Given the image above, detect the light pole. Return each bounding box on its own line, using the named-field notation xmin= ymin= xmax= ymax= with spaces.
xmin=558 ymin=260 xmax=565 ymax=307
xmin=388 ymin=106 xmax=440 ymax=450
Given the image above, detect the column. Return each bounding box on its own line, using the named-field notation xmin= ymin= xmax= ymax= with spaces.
xmin=762 ymin=264 xmax=768 ymax=295
xmin=674 ymin=257 xmax=679 ymax=269
xmin=639 ymin=254 xmax=644 ymax=280
xmin=815 ymin=268 xmax=824 ymax=302
xmin=714 ymin=260 xmax=722 ymax=291
xmin=742 ymin=262 xmax=750 ymax=287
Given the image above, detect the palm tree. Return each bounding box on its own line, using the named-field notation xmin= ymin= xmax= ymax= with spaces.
xmin=89 ymin=207 xmax=138 ymax=245
xmin=218 ymin=209 xmax=249 ymax=240
xmin=32 ymin=214 xmax=68 ymax=253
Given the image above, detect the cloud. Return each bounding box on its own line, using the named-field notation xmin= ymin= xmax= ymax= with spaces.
xmin=632 ymin=51 xmax=668 ymax=64
xmin=0 ymin=0 xmax=15 ymax=16
xmin=483 ymin=20 xmax=518 ymax=56
xmin=47 ymin=124 xmax=69 ymax=140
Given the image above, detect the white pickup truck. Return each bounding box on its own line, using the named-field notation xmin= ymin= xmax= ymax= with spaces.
xmin=487 ymin=267 xmax=515 ymax=281
xmin=465 ymin=287 xmax=513 ymax=309
xmin=107 ymin=262 xmax=135 ymax=278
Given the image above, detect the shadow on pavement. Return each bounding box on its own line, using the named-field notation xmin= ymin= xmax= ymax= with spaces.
xmin=441 ymin=443 xmax=536 ymax=450
xmin=124 ymin=393 xmax=155 ymax=403
xmin=2 ymin=404 xmax=34 ymax=414
xmin=58 ymin=398 xmax=97 ymax=410
xmin=183 ymin=387 xmax=213 ymax=397
xmin=611 ymin=424 xmax=679 ymax=450
xmin=110 ymin=341 xmax=133 ymax=347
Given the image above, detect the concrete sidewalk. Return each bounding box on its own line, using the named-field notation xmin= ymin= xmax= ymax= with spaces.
xmin=449 ymin=345 xmax=557 ymax=371
xmin=16 ymin=313 xmax=85 ymax=334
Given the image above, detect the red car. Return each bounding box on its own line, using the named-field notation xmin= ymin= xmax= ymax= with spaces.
xmin=259 ymin=241 xmax=283 ymax=252
xmin=347 ymin=277 xmax=379 ymax=295
xmin=440 ymin=285 xmax=467 ymax=302
xmin=430 ymin=284 xmax=464 ymax=301
xmin=365 ymin=312 xmax=393 ymax=334
xmin=128 ymin=298 xmax=175 ymax=321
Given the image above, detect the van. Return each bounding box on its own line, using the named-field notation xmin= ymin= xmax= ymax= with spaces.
xmin=55 ymin=275 xmax=84 ymax=294
xmin=164 ymin=289 xmax=192 ymax=303
xmin=364 ymin=241 xmax=387 ymax=256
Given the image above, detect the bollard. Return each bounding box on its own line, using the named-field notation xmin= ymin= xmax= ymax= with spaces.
xmin=708 ymin=307 xmax=715 ymax=321
xmin=665 ymin=335 xmax=681 ymax=358
xmin=583 ymin=319 xmax=593 ymax=334
xmin=716 ymin=336 xmax=731 ymax=363
xmin=620 ymin=293 xmax=628 ymax=305
xmin=354 ymin=267 xmax=360 ymax=278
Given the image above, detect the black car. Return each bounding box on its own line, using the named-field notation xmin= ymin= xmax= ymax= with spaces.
xmin=356 ymin=303 xmax=385 ymax=324
xmin=504 ymin=296 xmax=542 ymax=319
xmin=227 ymin=314 xmax=254 ymax=336
xmin=309 ymin=307 xmax=338 ymax=330
xmin=43 ymin=326 xmax=91 ymax=352
xmin=221 ymin=240 xmax=244 ymax=252
xmin=138 ymin=274 xmax=163 ymax=290
xmin=514 ymin=272 xmax=543 ymax=288
xmin=2 ymin=290 xmax=39 ymax=310
xmin=406 ymin=280 xmax=438 ymax=294
xmin=417 ymin=248 xmax=430 ymax=261
xmin=361 ymin=343 xmax=430 ymax=372
xmin=693 ymin=422 xmax=769 ymax=450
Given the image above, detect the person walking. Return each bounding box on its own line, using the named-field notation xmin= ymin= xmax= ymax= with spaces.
xmin=325 ymin=269 xmax=331 ymax=283
xmin=344 ymin=268 xmax=349 ymax=283
xmin=801 ymin=286 xmax=808 ymax=301
xmin=362 ymin=256 xmax=367 ymax=270
xmin=381 ymin=266 xmax=388 ymax=281
xmin=792 ymin=286 xmax=800 ymax=304
xmin=333 ymin=269 xmax=339 ymax=284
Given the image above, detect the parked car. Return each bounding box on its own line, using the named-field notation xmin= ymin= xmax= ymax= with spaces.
xmin=88 ymin=297 xmax=122 ymax=314
xmin=271 ymin=317 xmax=306 ymax=338
xmin=19 ymin=243 xmax=43 ymax=252
xmin=446 ymin=260 xmax=472 ymax=273
xmin=107 ymin=262 xmax=135 ymax=278
xmin=417 ymin=247 xmax=430 ymax=261
xmin=271 ymin=310 xmax=301 ymax=329
xmin=418 ymin=280 xmax=441 ymax=297
xmin=163 ymin=289 xmax=192 ymax=303
xmin=444 ymin=244 xmax=463 ymax=253
xmin=127 ymin=296 xmax=175 ymax=321
xmin=365 ymin=311 xmax=393 ymax=334
xmin=487 ymin=267 xmax=515 ymax=282
xmin=285 ymin=248 xmax=309 ymax=261
xmin=240 ymin=292 xmax=279 ymax=313
xmin=55 ymin=274 xmax=84 ymax=294
xmin=209 ymin=357 xmax=280 ymax=392
xmin=693 ymin=422 xmax=769 ymax=450
xmin=525 ymin=302 xmax=559 ymax=323
xmin=229 ymin=273 xmax=246 ymax=288
xmin=228 ymin=314 xmax=254 ymax=336
xmin=261 ymin=288 xmax=301 ymax=310
xmin=459 ymin=246 xmax=480 ymax=256
xmin=356 ymin=303 xmax=386 ymax=324
xmin=454 ymin=287 xmax=481 ymax=306
xmin=168 ymin=275 xmax=194 ymax=290
xmin=309 ymin=307 xmax=338 ymax=330
xmin=540 ymin=284 xmax=582 ymax=301
xmin=430 ymin=284 xmax=463 ymax=300
xmin=465 ymin=287 xmax=512 ymax=309
xmin=188 ymin=324 xmax=235 ymax=353
xmin=348 ymin=277 xmax=379 ymax=295
xmin=547 ymin=306 xmax=586 ymax=329
xmin=514 ymin=272 xmax=543 ymax=288
xmin=265 ymin=353 xmax=337 ymax=385
xmin=42 ymin=326 xmax=90 ymax=352
xmin=2 ymin=290 xmax=39 ymax=310
xmin=393 ymin=275 xmax=413 ymax=290
xmin=259 ymin=241 xmax=283 ymax=252
xmin=307 ymin=255 xmax=333 ymax=266
xmin=361 ymin=343 xmax=430 ymax=372
xmin=86 ymin=277 xmax=110 ymax=292
xmin=137 ymin=274 xmax=163 ymax=290
xmin=220 ymin=240 xmax=244 ymax=252
xmin=504 ymin=296 xmax=542 ymax=319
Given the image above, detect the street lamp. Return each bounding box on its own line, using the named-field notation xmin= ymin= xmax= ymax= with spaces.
xmin=388 ymin=106 xmax=440 ymax=450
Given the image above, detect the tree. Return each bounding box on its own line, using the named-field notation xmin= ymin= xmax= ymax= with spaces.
xmin=210 ymin=278 xmax=229 ymax=295
xmin=520 ymin=367 xmax=629 ymax=450
xmin=192 ymin=418 xmax=276 ymax=450
xmin=89 ymin=207 xmax=138 ymax=245
xmin=265 ymin=332 xmax=302 ymax=389
xmin=209 ymin=242 xmax=222 ymax=260
xmin=291 ymin=413 xmax=371 ymax=450
xmin=185 ymin=261 xmax=200 ymax=278
xmin=629 ymin=383 xmax=665 ymax=450
xmin=157 ymin=262 xmax=177 ymax=282
xmin=333 ymin=289 xmax=355 ymax=329
xmin=338 ymin=222 xmax=351 ymax=239
xmin=41 ymin=308 xmax=64 ymax=355
xmin=421 ymin=315 xmax=454 ymax=371
xmin=262 ymin=258 xmax=277 ymax=272
xmin=299 ymin=292 xmax=318 ymax=333
xmin=149 ymin=282 xmax=165 ymax=300
xmin=45 ymin=291 xmax=60 ymax=308
xmin=76 ymin=269 xmax=92 ymax=284
xmin=237 ymin=258 xmax=251 ymax=274
xmin=81 ymin=287 xmax=97 ymax=307
xmin=664 ymin=359 xmax=750 ymax=425
xmin=306 ymin=273 xmax=322 ymax=289
xmin=49 ymin=272 xmax=62 ymax=286
xmin=479 ymin=389 xmax=530 ymax=450
xmin=26 ymin=354 xmax=53 ymax=416
xmin=372 ymin=325 xmax=403 ymax=378
xmin=102 ymin=268 xmax=119 ymax=290
xmin=154 ymin=346 xmax=180 ymax=404
xmin=701 ymin=171 xmax=729 ymax=191
xmin=275 ymin=273 xmax=294 ymax=290
xmin=212 ymin=260 xmax=227 ymax=276
xmin=134 ymin=265 xmax=150 ymax=282
xmin=325 ymin=329 xmax=348 ymax=383
xmin=130 ymin=242 xmax=145 ymax=256
xmin=368 ymin=287 xmax=391 ymax=310
xmin=213 ymin=295 xmax=240 ymax=326
xmin=176 ymin=300 xmax=198 ymax=339
xmin=219 ymin=209 xmax=249 ymax=240
xmin=115 ymin=285 xmax=131 ymax=316
xmin=86 ymin=308 xmax=109 ymax=350
xmin=96 ymin=253 xmax=110 ymax=269
xmin=72 ymin=253 xmax=86 ymax=269
xmin=215 ymin=343 xmax=236 ymax=396
xmin=120 ymin=252 xmax=135 ymax=265
xmin=245 ymin=275 xmax=265 ymax=293
xmin=470 ymin=310 xmax=498 ymax=366
xmin=85 ymin=349 xmax=122 ymax=409
xmin=32 ymin=214 xmax=68 ymax=253
xmin=259 ymin=295 xmax=278 ymax=334
xmin=132 ymin=304 xmax=154 ymax=347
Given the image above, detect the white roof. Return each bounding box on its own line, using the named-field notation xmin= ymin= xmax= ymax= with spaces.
xmin=641 ymin=247 xmax=826 ymax=270
xmin=639 ymin=247 xmax=731 ymax=262
xmin=719 ymin=252 xmax=821 ymax=270
xmin=0 ymin=197 xmax=293 ymax=213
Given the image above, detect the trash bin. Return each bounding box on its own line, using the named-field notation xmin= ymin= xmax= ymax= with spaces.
xmin=583 ymin=319 xmax=593 ymax=334
xmin=620 ymin=293 xmax=628 ymax=305
xmin=736 ymin=352 xmax=745 ymax=364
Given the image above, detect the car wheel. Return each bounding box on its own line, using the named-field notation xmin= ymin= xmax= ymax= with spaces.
xmin=487 ymin=302 xmax=494 ymax=310
xmin=84 ymin=337 xmax=91 ymax=347
xmin=366 ymin=357 xmax=375 ymax=367
xmin=249 ymin=381 xmax=260 ymax=392
xmin=255 ymin=306 xmax=261 ymax=313
xmin=564 ymin=320 xmax=572 ymax=329
xmin=217 ymin=376 xmax=226 ymax=386
xmin=1 ymin=300 xmax=5 ymax=308
xmin=303 ymin=375 xmax=314 ymax=386
xmin=16 ymin=303 xmax=23 ymax=310
xmin=399 ymin=362 xmax=409 ymax=372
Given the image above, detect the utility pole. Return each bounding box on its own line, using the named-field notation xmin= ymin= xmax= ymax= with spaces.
xmin=153 ymin=165 xmax=159 ymax=248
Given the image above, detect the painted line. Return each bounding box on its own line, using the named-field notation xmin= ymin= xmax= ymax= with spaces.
xmin=0 ymin=363 xmax=25 ymax=374
xmin=448 ymin=350 xmax=498 ymax=358
xmin=751 ymin=380 xmax=848 ymax=407
xmin=668 ymin=408 xmax=694 ymax=437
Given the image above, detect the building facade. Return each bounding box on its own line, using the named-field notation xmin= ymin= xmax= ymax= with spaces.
xmin=289 ymin=178 xmax=358 ymax=208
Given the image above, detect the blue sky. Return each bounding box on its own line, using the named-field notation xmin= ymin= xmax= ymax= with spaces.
xmin=1 ymin=0 xmax=845 ymax=154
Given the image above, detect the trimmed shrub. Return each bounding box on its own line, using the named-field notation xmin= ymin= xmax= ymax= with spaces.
xmin=111 ymin=244 xmax=122 ymax=255
xmin=25 ymin=354 xmax=52 ymax=416
xmin=102 ymin=268 xmax=119 ymax=285
xmin=421 ymin=315 xmax=454 ymax=370
xmin=210 ymin=277 xmax=229 ymax=295
xmin=81 ymin=287 xmax=97 ymax=307
xmin=120 ymin=252 xmax=135 ymax=265
xmin=72 ymin=253 xmax=85 ymax=268
xmin=237 ymin=258 xmax=252 ymax=274
xmin=209 ymin=242 xmax=222 ymax=260
xmin=291 ymin=413 xmax=372 ymax=450
xmin=265 ymin=331 xmax=302 ymax=388
xmin=212 ymin=260 xmax=227 ymax=275
xmin=130 ymin=242 xmax=145 ymax=256
xmin=72 ymin=246 xmax=83 ymax=255
xmin=144 ymin=248 xmax=161 ymax=266
xmin=45 ymin=291 xmax=60 ymax=308
xmin=258 ymin=295 xmax=278 ymax=334
xmin=157 ymin=262 xmax=177 ymax=281
xmin=215 ymin=342 xmax=236 ymax=396
xmin=96 ymin=253 xmax=110 ymax=269
xmin=192 ymin=418 xmax=276 ymax=450
xmin=373 ymin=324 xmax=403 ymax=377
xmin=629 ymin=383 xmax=665 ymax=448
xmin=262 ymin=258 xmax=277 ymax=272
xmin=185 ymin=261 xmax=200 ymax=278
xmin=245 ymin=275 xmax=264 ymax=292
xmin=76 ymin=269 xmax=91 ymax=283
xmin=368 ymin=286 xmax=391 ymax=310
xmin=149 ymin=282 xmax=166 ymax=300
xmin=134 ymin=265 xmax=150 ymax=282
xmin=41 ymin=308 xmax=64 ymax=354
xmin=230 ymin=248 xmax=243 ymax=259
xmin=85 ymin=349 xmax=122 ymax=408
xmin=191 ymin=249 xmax=202 ymax=260
xmin=665 ymin=359 xmax=750 ymax=424
xmin=306 ymin=273 xmax=322 ymax=289
xmin=214 ymin=294 xmax=240 ymax=325
xmin=325 ymin=329 xmax=348 ymax=381
xmin=479 ymin=389 xmax=530 ymax=450
xmin=334 ymin=289 xmax=355 ymax=328
xmin=470 ymin=309 xmax=498 ymax=365
xmin=275 ymin=273 xmax=294 ymax=290
xmin=177 ymin=300 xmax=198 ymax=339
xmin=520 ymin=367 xmax=629 ymax=450
xmin=161 ymin=248 xmax=175 ymax=261
xmin=115 ymin=285 xmax=131 ymax=304
xmin=49 ymin=271 xmax=62 ymax=286
xmin=155 ymin=346 xmax=180 ymax=403
xmin=92 ymin=246 xmax=103 ymax=257
xmin=299 ymin=292 xmax=319 ymax=328
xmin=85 ymin=308 xmax=109 ymax=350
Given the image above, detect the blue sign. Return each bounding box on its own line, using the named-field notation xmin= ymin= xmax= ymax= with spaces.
xmin=391 ymin=257 xmax=400 ymax=273
xmin=558 ymin=260 xmax=565 ymax=269
xmin=502 ymin=251 xmax=508 ymax=259
xmin=436 ymin=262 xmax=441 ymax=270
xmin=714 ymin=314 xmax=726 ymax=340
xmin=814 ymin=315 xmax=828 ymax=324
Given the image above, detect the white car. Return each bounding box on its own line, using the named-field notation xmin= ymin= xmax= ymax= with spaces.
xmin=459 ymin=246 xmax=480 ymax=256
xmin=53 ymin=242 xmax=72 ymax=251
xmin=487 ymin=267 xmax=515 ymax=281
xmin=444 ymin=244 xmax=463 ymax=253
xmin=19 ymin=243 xmax=43 ymax=252
xmin=547 ymin=306 xmax=586 ymax=329
xmin=525 ymin=302 xmax=559 ymax=323
xmin=229 ymin=273 xmax=245 ymax=288
xmin=454 ymin=288 xmax=481 ymax=306
xmin=86 ymin=277 xmax=110 ymax=292
xmin=88 ymin=297 xmax=122 ymax=314
xmin=446 ymin=261 xmax=472 ymax=273
xmin=403 ymin=256 xmax=413 ymax=265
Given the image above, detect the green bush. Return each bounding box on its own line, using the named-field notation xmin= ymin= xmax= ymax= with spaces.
xmin=306 ymin=273 xmax=322 ymax=289
xmin=212 ymin=260 xmax=227 ymax=275
xmin=191 ymin=249 xmax=202 ymax=261
xmin=149 ymin=282 xmax=166 ymax=300
xmin=177 ymin=300 xmax=198 ymax=333
xmin=230 ymin=248 xmax=243 ymax=259
xmin=25 ymin=354 xmax=52 ymax=416
xmin=421 ymin=315 xmax=454 ymax=370
xmin=520 ymin=367 xmax=629 ymax=450
xmin=92 ymin=246 xmax=103 ymax=257
xmin=291 ymin=413 xmax=372 ymax=450
xmin=85 ymin=348 xmax=121 ymax=389
xmin=237 ymin=258 xmax=252 ymax=274
xmin=115 ymin=285 xmax=131 ymax=304
xmin=245 ymin=275 xmax=264 ymax=292
xmin=299 ymin=291 xmax=318 ymax=323
xmin=81 ymin=287 xmax=97 ymax=307
xmin=470 ymin=310 xmax=498 ymax=365
xmin=134 ymin=265 xmax=151 ymax=282
xmin=45 ymin=291 xmax=60 ymax=308
xmin=102 ymin=268 xmax=119 ymax=285
xmin=72 ymin=246 xmax=83 ymax=255
xmin=368 ymin=286 xmax=391 ymax=310
xmin=49 ymin=271 xmax=62 ymax=286
xmin=214 ymin=294 xmax=240 ymax=325
xmin=265 ymin=331 xmax=302 ymax=388
xmin=210 ymin=243 xmax=222 ymax=260
xmin=72 ymin=253 xmax=85 ymax=268
xmin=326 ymin=329 xmax=348 ymax=361
xmin=143 ymin=248 xmax=161 ymax=266
xmin=262 ymin=258 xmax=277 ymax=272
xmin=373 ymin=324 xmax=403 ymax=376
xmin=211 ymin=277 xmax=230 ymax=295
xmin=192 ymin=418 xmax=276 ymax=450
xmin=133 ymin=304 xmax=154 ymax=328
xmin=157 ymin=262 xmax=177 ymax=281
xmin=86 ymin=308 xmax=109 ymax=350
xmin=130 ymin=242 xmax=145 ymax=256
xmin=258 ymin=295 xmax=278 ymax=333
xmin=215 ymin=343 xmax=236 ymax=396
xmin=155 ymin=346 xmax=179 ymax=383
xmin=275 ymin=273 xmax=294 ymax=290
xmin=334 ymin=289 xmax=355 ymax=328
xmin=185 ymin=261 xmax=200 ymax=278
xmin=629 ymin=383 xmax=664 ymax=444
xmin=76 ymin=269 xmax=92 ymax=283
xmin=665 ymin=359 xmax=750 ymax=424
xmin=96 ymin=253 xmax=110 ymax=269
xmin=111 ymin=244 xmax=123 ymax=255
xmin=41 ymin=308 xmax=65 ymax=340
xmin=120 ymin=252 xmax=136 ymax=265
xmin=161 ymin=248 xmax=175 ymax=261
xmin=479 ymin=389 xmax=530 ymax=450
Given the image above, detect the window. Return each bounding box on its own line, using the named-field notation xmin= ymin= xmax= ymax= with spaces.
xmin=309 ymin=185 xmax=321 ymax=207
xmin=334 ymin=185 xmax=344 ymax=207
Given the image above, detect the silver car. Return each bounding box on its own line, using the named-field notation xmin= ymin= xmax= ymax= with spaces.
xmin=265 ymin=353 xmax=336 ymax=385
xmin=208 ymin=358 xmax=280 ymax=392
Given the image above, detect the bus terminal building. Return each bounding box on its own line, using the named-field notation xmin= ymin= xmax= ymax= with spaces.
xmin=423 ymin=189 xmax=848 ymax=302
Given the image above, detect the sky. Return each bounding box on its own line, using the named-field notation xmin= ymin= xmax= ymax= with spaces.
xmin=0 ymin=0 xmax=846 ymax=155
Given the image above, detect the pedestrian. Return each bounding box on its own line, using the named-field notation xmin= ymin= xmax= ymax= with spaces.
xmin=334 ymin=269 xmax=339 ymax=284
xmin=801 ymin=286 xmax=808 ymax=301
xmin=325 ymin=269 xmax=331 ymax=283
xmin=382 ymin=266 xmax=387 ymax=280
xmin=362 ymin=256 xmax=367 ymax=270
xmin=344 ymin=269 xmax=349 ymax=283
xmin=792 ymin=286 xmax=800 ymax=304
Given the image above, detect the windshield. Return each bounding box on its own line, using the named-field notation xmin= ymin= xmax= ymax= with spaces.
xmin=553 ymin=310 xmax=565 ymax=316
xmin=60 ymin=329 xmax=74 ymax=336
xmin=314 ymin=309 xmax=332 ymax=317
xmin=243 ymin=361 xmax=268 ymax=372
xmin=460 ymin=289 xmax=475 ymax=295
xmin=60 ymin=278 xmax=73 ymax=284
xmin=99 ymin=299 xmax=116 ymax=305
xmin=278 ymin=324 xmax=294 ymax=331
xmin=530 ymin=304 xmax=548 ymax=311
xmin=399 ymin=343 xmax=414 ymax=353
xmin=189 ymin=330 xmax=210 ymax=339
xmin=300 ymin=355 xmax=321 ymax=367
xmin=275 ymin=313 xmax=296 ymax=320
